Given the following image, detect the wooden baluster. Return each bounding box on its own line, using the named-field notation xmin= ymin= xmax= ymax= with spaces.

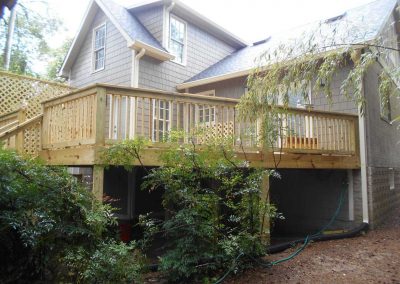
xmin=149 ymin=98 xmax=153 ymax=141
xmin=177 ymin=102 xmax=181 ymax=131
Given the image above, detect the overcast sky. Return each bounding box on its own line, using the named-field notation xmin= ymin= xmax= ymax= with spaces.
xmin=49 ymin=0 xmax=375 ymax=45
xmin=29 ymin=0 xmax=376 ymax=74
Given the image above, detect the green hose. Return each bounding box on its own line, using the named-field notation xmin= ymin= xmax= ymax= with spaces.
xmin=214 ymin=184 xmax=347 ymax=283
xmin=269 ymin=184 xmax=346 ymax=266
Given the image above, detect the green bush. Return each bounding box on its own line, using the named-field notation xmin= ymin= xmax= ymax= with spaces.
xmin=104 ymin=137 xmax=280 ymax=283
xmin=0 ymin=147 xmax=143 ymax=283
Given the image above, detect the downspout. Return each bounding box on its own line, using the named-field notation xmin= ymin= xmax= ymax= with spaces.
xmin=131 ymin=48 xmax=145 ymax=88
xmin=163 ymin=1 xmax=175 ymax=48
xmin=359 ymin=74 xmax=370 ymax=224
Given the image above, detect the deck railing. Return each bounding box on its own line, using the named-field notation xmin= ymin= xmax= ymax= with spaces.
xmin=40 ymin=84 xmax=359 ymax=157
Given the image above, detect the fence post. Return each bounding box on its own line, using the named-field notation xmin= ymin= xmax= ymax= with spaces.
xmin=15 ymin=107 xmax=26 ymax=153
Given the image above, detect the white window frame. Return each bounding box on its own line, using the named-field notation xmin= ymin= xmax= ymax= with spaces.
xmin=169 ymin=14 xmax=187 ymax=66
xmin=152 ymin=100 xmax=171 ymax=142
xmin=196 ymin=90 xmax=216 ymax=125
xmin=92 ymin=22 xmax=106 ymax=73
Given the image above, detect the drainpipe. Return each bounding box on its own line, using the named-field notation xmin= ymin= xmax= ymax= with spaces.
xmin=163 ymin=1 xmax=175 ymax=48
xmin=131 ymin=48 xmax=145 ymax=88
xmin=359 ymin=75 xmax=369 ymax=224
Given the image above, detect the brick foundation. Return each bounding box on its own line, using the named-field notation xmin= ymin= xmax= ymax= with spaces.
xmin=367 ymin=167 xmax=400 ymax=228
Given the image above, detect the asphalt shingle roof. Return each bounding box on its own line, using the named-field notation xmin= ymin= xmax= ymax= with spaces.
xmin=100 ymin=0 xmax=167 ymax=52
xmin=186 ymin=0 xmax=397 ymax=83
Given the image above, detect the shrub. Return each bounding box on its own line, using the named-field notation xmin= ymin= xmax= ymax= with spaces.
xmin=104 ymin=136 xmax=280 ymax=282
xmin=0 ymin=147 xmax=143 ymax=283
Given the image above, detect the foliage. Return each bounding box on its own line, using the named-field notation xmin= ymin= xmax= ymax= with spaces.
xmin=0 ymin=0 xmax=63 ymax=76
xmin=46 ymin=38 xmax=72 ymax=81
xmin=64 ymin=240 xmax=144 ymax=283
xmin=104 ymin=135 xmax=281 ymax=282
xmin=238 ymin=19 xmax=400 ymax=148
xmin=0 ymin=147 xmax=144 ymax=283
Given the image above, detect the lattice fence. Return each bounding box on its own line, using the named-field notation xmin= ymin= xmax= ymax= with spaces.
xmin=0 ymin=71 xmax=74 ymax=155
xmin=0 ymin=71 xmax=74 ymax=118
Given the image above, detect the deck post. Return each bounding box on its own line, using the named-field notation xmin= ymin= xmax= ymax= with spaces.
xmin=92 ymin=165 xmax=104 ymax=201
xmin=15 ymin=108 xmax=26 ymax=153
xmin=93 ymin=87 xmax=107 ymax=201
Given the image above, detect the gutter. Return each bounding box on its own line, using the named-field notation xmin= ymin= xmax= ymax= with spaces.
xmin=131 ymin=48 xmax=146 ymax=88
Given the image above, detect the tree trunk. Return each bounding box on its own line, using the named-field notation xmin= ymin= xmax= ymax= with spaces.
xmin=3 ymin=5 xmax=17 ymax=70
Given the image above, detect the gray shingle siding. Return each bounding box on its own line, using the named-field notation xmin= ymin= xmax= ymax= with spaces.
xmin=189 ymin=77 xmax=247 ymax=99
xmin=365 ymin=62 xmax=400 ymax=168
xmin=189 ymin=67 xmax=359 ymax=115
xmin=69 ymin=11 xmax=132 ymax=88
xmin=138 ymin=15 xmax=237 ymax=91
xmin=133 ymin=6 xmax=164 ymax=45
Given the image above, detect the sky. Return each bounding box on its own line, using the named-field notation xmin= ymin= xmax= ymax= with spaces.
xmin=48 ymin=0 xmax=375 ymax=46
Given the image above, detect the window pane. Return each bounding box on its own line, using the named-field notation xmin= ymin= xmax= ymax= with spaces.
xmin=95 ymin=26 xmax=106 ymax=49
xmin=170 ymin=40 xmax=184 ymax=63
xmin=95 ymin=49 xmax=105 ymax=70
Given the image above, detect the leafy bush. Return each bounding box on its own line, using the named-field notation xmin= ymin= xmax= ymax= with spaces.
xmin=0 ymin=147 xmax=143 ymax=283
xmin=64 ymin=240 xmax=143 ymax=283
xmin=104 ymin=136 xmax=280 ymax=282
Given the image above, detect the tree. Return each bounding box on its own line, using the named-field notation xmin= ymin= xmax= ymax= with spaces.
xmin=46 ymin=38 xmax=72 ymax=81
xmin=0 ymin=0 xmax=62 ymax=76
xmin=237 ymin=13 xmax=400 ymax=145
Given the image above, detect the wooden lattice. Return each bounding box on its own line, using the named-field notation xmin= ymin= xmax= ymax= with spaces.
xmin=0 ymin=71 xmax=74 ymax=119
xmin=0 ymin=71 xmax=74 ymax=156
xmin=197 ymin=121 xmax=235 ymax=144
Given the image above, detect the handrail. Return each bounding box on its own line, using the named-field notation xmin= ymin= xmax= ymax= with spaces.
xmin=0 ymin=114 xmax=43 ymax=141
xmin=0 ymin=109 xmax=19 ymax=122
xmin=42 ymin=84 xmax=239 ymax=106
xmin=0 ymin=120 xmax=19 ymax=133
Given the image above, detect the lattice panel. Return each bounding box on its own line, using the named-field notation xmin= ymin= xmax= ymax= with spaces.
xmin=197 ymin=121 xmax=235 ymax=144
xmin=23 ymin=122 xmax=42 ymax=156
xmin=0 ymin=71 xmax=74 ymax=119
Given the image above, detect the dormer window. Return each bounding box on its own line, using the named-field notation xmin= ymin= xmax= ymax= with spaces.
xmin=169 ymin=15 xmax=186 ymax=65
xmin=93 ymin=23 xmax=106 ymax=72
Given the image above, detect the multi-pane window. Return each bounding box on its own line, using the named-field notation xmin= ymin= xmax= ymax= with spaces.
xmin=93 ymin=24 xmax=106 ymax=71
xmin=199 ymin=107 xmax=215 ymax=124
xmin=169 ymin=15 xmax=186 ymax=64
xmin=153 ymin=100 xmax=170 ymax=141
xmin=197 ymin=91 xmax=215 ymax=125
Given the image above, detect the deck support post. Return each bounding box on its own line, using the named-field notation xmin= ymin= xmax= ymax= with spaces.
xmin=93 ymin=87 xmax=107 ymax=201
xmin=92 ymin=165 xmax=104 ymax=201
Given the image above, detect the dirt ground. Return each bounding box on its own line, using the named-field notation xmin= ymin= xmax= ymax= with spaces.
xmin=144 ymin=207 xmax=400 ymax=283
xmin=227 ymin=208 xmax=400 ymax=284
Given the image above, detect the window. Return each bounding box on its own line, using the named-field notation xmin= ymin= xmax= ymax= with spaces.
xmin=152 ymin=100 xmax=170 ymax=141
xmin=93 ymin=23 xmax=106 ymax=71
xmin=196 ymin=90 xmax=215 ymax=125
xmin=169 ymin=15 xmax=186 ymax=64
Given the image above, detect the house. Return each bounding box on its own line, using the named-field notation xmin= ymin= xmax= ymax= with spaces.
xmin=1 ymin=0 xmax=400 ymax=238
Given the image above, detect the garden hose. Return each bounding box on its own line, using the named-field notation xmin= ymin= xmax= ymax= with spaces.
xmin=214 ymin=184 xmax=369 ymax=283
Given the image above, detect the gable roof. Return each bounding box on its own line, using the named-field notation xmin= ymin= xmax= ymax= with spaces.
xmin=178 ymin=0 xmax=398 ymax=90
xmin=59 ymin=0 xmax=173 ymax=77
xmin=128 ymin=0 xmax=248 ymax=49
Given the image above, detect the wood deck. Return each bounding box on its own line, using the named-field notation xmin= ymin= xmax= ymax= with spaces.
xmin=0 ymin=83 xmax=360 ymax=169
